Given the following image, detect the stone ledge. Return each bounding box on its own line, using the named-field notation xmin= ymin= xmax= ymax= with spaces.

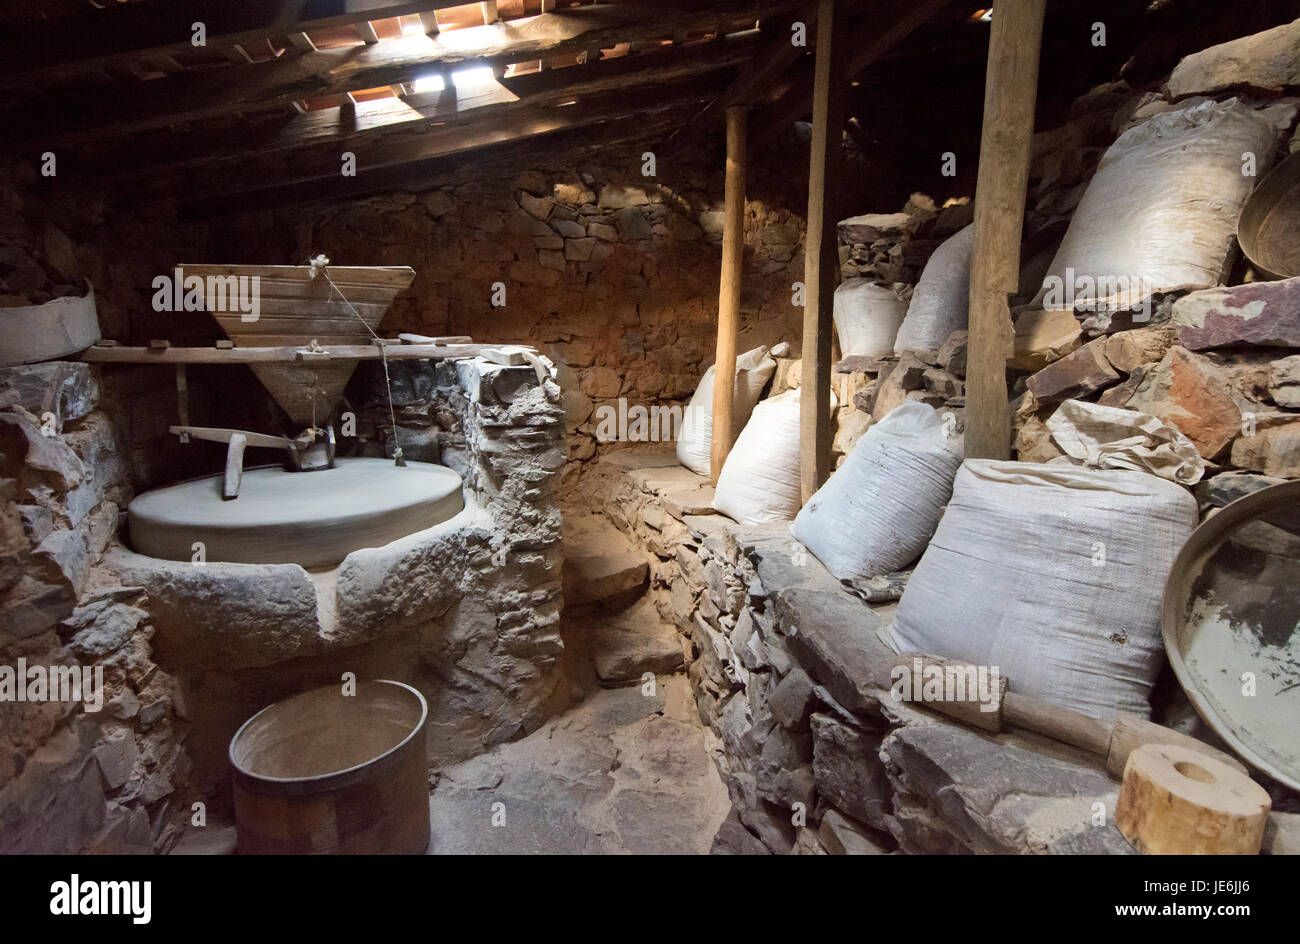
xmin=586 ymin=448 xmax=1159 ymax=856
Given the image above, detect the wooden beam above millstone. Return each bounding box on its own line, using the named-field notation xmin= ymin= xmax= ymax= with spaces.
xmin=19 ymin=2 xmax=799 ymax=149
xmin=0 ymin=1 xmax=474 ymax=89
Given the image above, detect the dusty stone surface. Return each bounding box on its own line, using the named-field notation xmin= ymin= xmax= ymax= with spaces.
xmin=811 ymin=712 xmax=891 ymax=831
xmin=1166 ymin=18 xmax=1300 ymax=99
xmin=1104 ymin=323 xmax=1177 ymax=374
xmin=427 ymin=675 xmax=729 ymax=854
xmin=820 ymin=808 xmax=890 ymax=854
xmin=1174 ymin=277 xmax=1300 ymax=350
xmin=1126 ymin=346 xmax=1242 ymax=458
xmin=1231 ymin=422 xmax=1300 ymax=476
xmin=882 ymin=723 xmax=1135 ymax=855
xmin=1026 ymin=336 xmax=1118 ymax=402
xmin=562 ymin=513 xmax=649 ymax=607
xmin=583 ymin=595 xmax=685 ymax=686
xmin=1268 ymin=353 xmax=1300 ymax=408
xmin=1196 ymin=470 xmax=1288 ymax=507
xmin=1011 ymin=308 xmax=1083 ymax=371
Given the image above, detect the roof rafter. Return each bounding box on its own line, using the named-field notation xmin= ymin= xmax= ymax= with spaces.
xmin=18 ymin=1 xmax=797 ymax=148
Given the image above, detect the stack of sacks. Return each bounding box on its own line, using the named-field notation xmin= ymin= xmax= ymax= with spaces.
xmin=676 ymin=345 xmax=776 ymax=477
xmin=792 ymin=401 xmax=961 ymax=580
xmin=882 ymin=460 xmax=1198 ymax=722
xmin=713 ymin=387 xmax=835 ymax=524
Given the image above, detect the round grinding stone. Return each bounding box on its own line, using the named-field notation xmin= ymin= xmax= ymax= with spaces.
xmin=127 ymin=458 xmax=464 ymax=568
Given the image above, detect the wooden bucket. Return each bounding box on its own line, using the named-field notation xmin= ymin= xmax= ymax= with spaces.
xmin=230 ymin=679 xmax=430 ymax=854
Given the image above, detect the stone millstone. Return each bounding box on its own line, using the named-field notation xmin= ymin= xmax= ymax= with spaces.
xmin=127 ymin=458 xmax=463 ymax=568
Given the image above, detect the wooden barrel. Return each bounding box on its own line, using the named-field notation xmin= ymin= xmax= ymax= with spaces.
xmin=230 ymin=679 xmax=430 ymax=854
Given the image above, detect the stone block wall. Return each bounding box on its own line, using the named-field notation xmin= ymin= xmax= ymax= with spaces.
xmin=0 ymin=362 xmax=191 ymax=854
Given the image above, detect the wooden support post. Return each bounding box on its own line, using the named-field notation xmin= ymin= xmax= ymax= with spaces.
xmin=798 ymin=0 xmax=845 ymax=502
xmin=481 ymin=2 xmax=499 ymax=26
xmin=419 ymin=12 xmax=441 ymax=36
xmin=964 ymin=0 xmax=1045 ymax=460
xmin=710 ymin=104 xmax=748 ymax=484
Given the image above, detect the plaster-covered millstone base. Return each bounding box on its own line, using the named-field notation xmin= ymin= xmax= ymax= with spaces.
xmin=109 ymin=495 xmax=565 ymax=797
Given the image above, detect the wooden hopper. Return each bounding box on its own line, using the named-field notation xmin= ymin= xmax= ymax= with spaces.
xmin=181 ymin=264 xmax=416 ymax=429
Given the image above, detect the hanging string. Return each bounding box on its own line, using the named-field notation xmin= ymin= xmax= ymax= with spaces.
xmin=308 ymin=254 xmax=405 ymax=466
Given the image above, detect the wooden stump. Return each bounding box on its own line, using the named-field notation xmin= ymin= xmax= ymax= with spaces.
xmin=1116 ymin=743 xmax=1270 ymax=855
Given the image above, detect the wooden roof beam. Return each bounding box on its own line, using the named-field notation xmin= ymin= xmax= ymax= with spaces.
xmin=174 ymin=91 xmax=706 ymax=218
xmin=20 ymin=2 xmax=797 ymax=148
xmin=0 ymin=1 xmax=471 ymax=88
xmin=67 ymin=30 xmax=766 ymax=184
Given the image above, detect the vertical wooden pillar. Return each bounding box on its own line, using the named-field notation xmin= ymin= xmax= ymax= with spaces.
xmin=711 ymin=105 xmax=749 ymax=484
xmin=799 ymin=0 xmax=846 ymax=502
xmin=964 ymin=0 xmax=1045 ymax=460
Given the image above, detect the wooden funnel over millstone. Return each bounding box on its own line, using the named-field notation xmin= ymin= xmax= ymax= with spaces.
xmin=180 ymin=264 xmax=416 ymax=427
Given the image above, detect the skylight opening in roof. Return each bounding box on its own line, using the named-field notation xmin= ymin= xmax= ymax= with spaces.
xmin=411 ymin=64 xmax=498 ymax=94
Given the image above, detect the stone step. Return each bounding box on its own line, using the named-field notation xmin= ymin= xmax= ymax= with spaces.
xmin=582 ymin=594 xmax=685 ymax=687
xmin=563 ymin=514 xmax=649 ymax=607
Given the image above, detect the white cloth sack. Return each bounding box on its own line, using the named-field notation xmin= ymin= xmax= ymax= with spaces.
xmin=1040 ymin=98 xmax=1279 ymax=311
xmin=713 ymin=388 xmax=834 ymax=524
xmin=881 ymin=460 xmax=1198 ymax=722
xmin=834 ymin=279 xmax=908 ymax=357
xmin=1046 ymin=399 xmax=1206 ymax=485
xmin=676 ymin=345 xmax=776 ymax=477
xmin=792 ymin=401 xmax=961 ymax=580
xmin=893 ymin=224 xmax=974 ymax=354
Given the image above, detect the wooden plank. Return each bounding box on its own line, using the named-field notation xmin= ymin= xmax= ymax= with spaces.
xmin=481 ymin=2 xmax=500 ymax=26
xmin=710 ymin=105 xmax=748 ymax=485
xmin=798 ymin=0 xmax=845 ymax=503
xmin=19 ymin=2 xmax=796 ymax=147
xmin=355 ymin=21 xmax=381 ymax=44
xmin=77 ymin=343 xmax=534 ymax=364
xmin=419 ymin=11 xmax=441 ymax=35
xmin=0 ymin=1 xmax=472 ymax=87
xmin=964 ymin=0 xmax=1044 ymax=461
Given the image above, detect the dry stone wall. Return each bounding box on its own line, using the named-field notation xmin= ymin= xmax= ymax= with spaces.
xmin=0 ymin=362 xmax=191 ymax=854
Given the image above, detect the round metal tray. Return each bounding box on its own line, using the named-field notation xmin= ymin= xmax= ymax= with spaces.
xmin=1162 ymin=480 xmax=1300 ymax=791
xmin=1238 ymin=151 xmax=1300 ymax=281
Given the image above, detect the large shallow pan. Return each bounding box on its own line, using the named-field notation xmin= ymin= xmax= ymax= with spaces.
xmin=1162 ymin=480 xmax=1300 ymax=791
xmin=1238 ymin=151 xmax=1300 ymax=280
